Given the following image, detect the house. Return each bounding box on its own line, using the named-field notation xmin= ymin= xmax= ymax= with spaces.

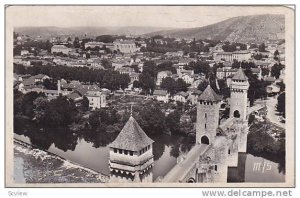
xmin=173 ymin=91 xmax=189 ymax=103
xmin=21 ymin=50 xmax=30 ymax=56
xmin=156 ymin=71 xmax=172 ymax=86
xmin=153 ymin=89 xmax=169 ymax=103
xmin=51 ymin=45 xmax=72 ymax=54
xmin=266 ymin=84 xmax=280 ymax=96
xmin=251 ymin=68 xmax=262 ymax=80
xmin=216 ymin=68 xmax=237 ymax=79
xmin=113 ymin=39 xmax=138 ymax=54
xmin=118 ymin=67 xmax=134 ymax=75
xmin=180 ymin=73 xmax=194 ymax=85
xmin=18 ymin=76 xmax=36 ymax=93
xmin=34 ymin=74 xmax=50 ymax=82
xmin=129 ymin=72 xmax=140 ymax=83
xmin=85 ymin=90 xmax=107 ymax=110
xmin=85 ymin=41 xmax=105 ymax=49
xmin=188 ymin=89 xmax=202 ymax=105
xmin=213 ymin=51 xmax=251 ymax=62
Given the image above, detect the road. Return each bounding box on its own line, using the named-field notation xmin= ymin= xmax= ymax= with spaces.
xmin=162 ymin=144 xmax=209 ymax=182
xmin=264 ymin=97 xmax=285 ymax=128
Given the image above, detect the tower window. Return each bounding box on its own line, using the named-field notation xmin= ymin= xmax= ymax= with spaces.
xmin=114 ymin=148 xmax=117 ymax=153
xmin=215 ymin=165 xmax=218 ymax=171
xmin=205 ymin=123 xmax=207 ymax=129
xmin=124 ymin=150 xmax=128 ymax=155
xmin=228 ymin=149 xmax=231 ymax=154
xmin=129 ymin=151 xmax=133 ymax=156
xmin=119 ymin=149 xmax=122 ymax=154
xmin=205 ymin=113 xmax=207 ymax=118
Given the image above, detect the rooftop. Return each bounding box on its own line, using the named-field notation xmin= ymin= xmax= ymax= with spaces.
xmin=198 ymin=85 xmax=222 ymax=102
xmin=232 ymin=68 xmax=248 ymax=81
xmin=109 ymin=116 xmax=154 ymax=151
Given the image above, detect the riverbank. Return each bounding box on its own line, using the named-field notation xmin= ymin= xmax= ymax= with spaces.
xmin=14 ymin=140 xmax=109 ymax=183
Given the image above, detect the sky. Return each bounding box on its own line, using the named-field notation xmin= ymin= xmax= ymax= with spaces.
xmin=7 ymin=5 xmax=291 ymax=28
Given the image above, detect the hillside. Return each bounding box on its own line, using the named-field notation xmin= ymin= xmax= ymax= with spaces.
xmin=145 ymin=14 xmax=285 ymax=43
xmin=14 ymin=26 xmax=173 ymax=38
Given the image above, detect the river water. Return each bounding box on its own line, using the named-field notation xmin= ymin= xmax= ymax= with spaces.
xmin=14 ymin=133 xmax=285 ymax=182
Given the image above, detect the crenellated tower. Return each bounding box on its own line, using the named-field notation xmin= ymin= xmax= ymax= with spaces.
xmin=109 ymin=115 xmax=154 ymax=183
xmin=229 ymin=68 xmax=249 ymax=121
xmin=196 ymin=85 xmax=222 ymax=145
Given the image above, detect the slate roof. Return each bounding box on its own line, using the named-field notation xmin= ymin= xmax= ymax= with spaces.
xmin=153 ymin=89 xmax=168 ymax=96
xmin=232 ymin=68 xmax=248 ymax=81
xmin=109 ymin=116 xmax=154 ymax=151
xmin=198 ymin=85 xmax=222 ymax=102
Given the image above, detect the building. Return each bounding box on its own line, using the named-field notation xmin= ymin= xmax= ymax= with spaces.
xmin=156 ymin=71 xmax=172 ymax=86
xmin=153 ymin=89 xmax=169 ymax=103
xmin=173 ymin=91 xmax=189 ymax=103
xmin=196 ymin=85 xmax=222 ymax=145
xmin=109 ymin=115 xmax=154 ymax=182
xmin=84 ymin=42 xmax=105 ymax=49
xmin=51 ymin=45 xmax=72 ymax=54
xmin=85 ymin=91 xmax=107 ymax=109
xmin=114 ymin=40 xmax=138 ymax=54
xmin=216 ymin=68 xmax=237 ymax=79
xmin=213 ymin=51 xmax=251 ymax=62
xmin=229 ymin=68 xmax=249 ymax=121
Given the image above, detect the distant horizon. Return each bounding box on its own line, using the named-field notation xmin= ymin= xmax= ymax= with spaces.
xmin=8 ymin=6 xmax=288 ymax=29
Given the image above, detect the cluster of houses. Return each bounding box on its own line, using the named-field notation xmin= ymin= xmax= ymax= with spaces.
xmin=14 ymin=35 xmax=285 ymax=106
xmin=14 ymin=73 xmax=108 ymax=110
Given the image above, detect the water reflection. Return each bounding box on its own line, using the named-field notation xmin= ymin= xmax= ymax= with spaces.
xmin=228 ymin=153 xmax=285 ymax=183
xmin=14 ymin=117 xmax=183 ymax=179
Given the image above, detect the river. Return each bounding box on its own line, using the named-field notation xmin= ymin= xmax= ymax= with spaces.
xmin=14 ymin=133 xmax=285 ymax=182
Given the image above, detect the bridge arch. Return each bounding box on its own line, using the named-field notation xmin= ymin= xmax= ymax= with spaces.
xmin=233 ymin=110 xmax=240 ymax=118
xmin=201 ymin=136 xmax=210 ymax=145
xmin=187 ymin=177 xmax=196 ymax=183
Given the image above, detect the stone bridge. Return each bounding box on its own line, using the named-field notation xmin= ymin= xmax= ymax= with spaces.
xmin=161 ymin=104 xmax=265 ymax=183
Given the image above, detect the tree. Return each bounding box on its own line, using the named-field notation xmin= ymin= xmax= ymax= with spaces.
xmin=136 ymin=102 xmax=167 ymax=135
xmin=166 ymin=110 xmax=181 ymax=135
xmin=176 ymin=78 xmax=188 ymax=92
xmin=101 ymin=59 xmax=112 ymax=69
xmin=258 ymin=43 xmax=266 ymax=52
xmin=132 ymin=80 xmax=141 ymax=88
xmin=161 ymin=77 xmax=177 ymax=95
xmin=43 ymin=78 xmax=57 ymax=90
xmin=73 ymin=37 xmax=81 ymax=48
xmin=81 ymin=96 xmax=90 ymax=112
xmin=33 ymin=96 xmax=49 ymax=124
xmin=271 ymin=63 xmax=284 ymax=79
xmin=44 ymin=96 xmax=78 ymax=127
xmin=277 ymin=92 xmax=285 ymax=118
xmin=274 ymin=50 xmax=279 ymax=58
xmin=96 ymin=35 xmax=115 ymax=43
xmin=197 ymin=80 xmax=209 ymax=91
xmin=261 ymin=67 xmax=270 ymax=77
xmin=139 ymin=72 xmax=155 ymax=94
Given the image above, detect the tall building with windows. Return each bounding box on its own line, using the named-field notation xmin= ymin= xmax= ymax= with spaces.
xmin=196 ymin=85 xmax=222 ymax=145
xmin=229 ymin=68 xmax=249 ymax=121
xmin=109 ymin=115 xmax=154 ymax=183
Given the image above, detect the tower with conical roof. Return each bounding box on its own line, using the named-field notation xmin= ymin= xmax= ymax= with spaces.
xmin=229 ymin=68 xmax=249 ymax=121
xmin=196 ymin=85 xmax=222 ymax=145
xmin=109 ymin=115 xmax=154 ymax=183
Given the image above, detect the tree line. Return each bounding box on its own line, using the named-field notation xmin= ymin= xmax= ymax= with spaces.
xmin=14 ymin=64 xmax=130 ymax=91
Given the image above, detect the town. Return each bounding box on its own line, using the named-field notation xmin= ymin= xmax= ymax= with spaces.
xmin=13 ymin=30 xmax=286 ymax=183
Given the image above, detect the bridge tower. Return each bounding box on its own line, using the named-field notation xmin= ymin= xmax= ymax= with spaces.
xmin=229 ymin=68 xmax=249 ymax=121
xmin=196 ymin=85 xmax=222 ymax=145
xmin=230 ymin=68 xmax=250 ymax=153
xmin=109 ymin=115 xmax=154 ymax=183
